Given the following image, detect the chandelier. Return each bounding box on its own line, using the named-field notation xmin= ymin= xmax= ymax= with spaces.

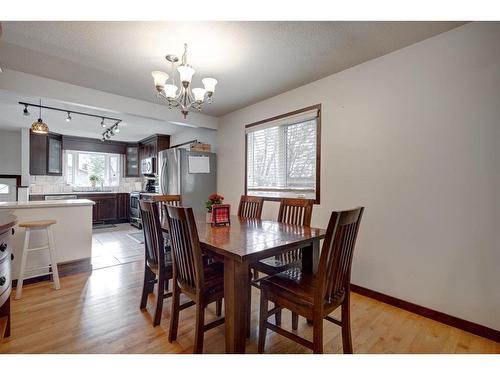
xmin=151 ymin=43 xmax=217 ymax=118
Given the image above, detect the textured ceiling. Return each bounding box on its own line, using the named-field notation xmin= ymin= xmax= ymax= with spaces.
xmin=0 ymin=21 xmax=465 ymax=116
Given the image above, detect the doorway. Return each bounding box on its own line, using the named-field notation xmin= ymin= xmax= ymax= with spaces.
xmin=0 ymin=175 xmax=20 ymax=202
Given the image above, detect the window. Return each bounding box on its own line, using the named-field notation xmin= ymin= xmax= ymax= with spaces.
xmin=245 ymin=105 xmax=321 ymax=202
xmin=0 ymin=184 xmax=9 ymax=195
xmin=65 ymin=150 xmax=121 ymax=187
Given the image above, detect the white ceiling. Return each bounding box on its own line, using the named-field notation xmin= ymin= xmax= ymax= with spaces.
xmin=0 ymin=89 xmax=208 ymax=142
xmin=0 ymin=21 xmax=465 ymax=117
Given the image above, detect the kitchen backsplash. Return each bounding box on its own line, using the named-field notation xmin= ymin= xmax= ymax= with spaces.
xmin=29 ymin=175 xmax=143 ymax=194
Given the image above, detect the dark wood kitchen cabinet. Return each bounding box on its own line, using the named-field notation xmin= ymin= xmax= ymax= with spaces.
xmin=30 ymin=131 xmax=63 ymax=176
xmin=117 ymin=193 xmax=130 ymax=220
xmin=59 ymin=193 xmax=130 ymax=224
xmin=97 ymin=195 xmax=118 ymax=222
xmin=138 ymin=134 xmax=170 ymax=171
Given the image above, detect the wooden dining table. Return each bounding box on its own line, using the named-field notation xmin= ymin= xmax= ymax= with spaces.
xmin=161 ymin=214 xmax=326 ymax=353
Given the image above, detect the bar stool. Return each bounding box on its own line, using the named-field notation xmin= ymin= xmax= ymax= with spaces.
xmin=15 ymin=220 xmax=60 ymax=299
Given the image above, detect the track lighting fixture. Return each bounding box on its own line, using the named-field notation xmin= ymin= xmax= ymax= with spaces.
xmin=100 ymin=121 xmax=122 ymax=141
xmin=19 ymin=102 xmax=123 ymax=138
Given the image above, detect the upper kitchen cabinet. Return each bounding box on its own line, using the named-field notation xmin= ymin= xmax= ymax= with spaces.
xmin=125 ymin=143 xmax=140 ymax=177
xmin=47 ymin=134 xmax=63 ymax=175
xmin=138 ymin=134 xmax=170 ymax=162
xmin=30 ymin=131 xmax=63 ymax=176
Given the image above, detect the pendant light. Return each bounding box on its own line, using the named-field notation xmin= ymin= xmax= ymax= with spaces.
xmin=31 ymin=99 xmax=49 ymax=134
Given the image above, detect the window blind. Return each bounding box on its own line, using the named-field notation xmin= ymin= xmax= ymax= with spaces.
xmin=246 ymin=110 xmax=318 ymax=199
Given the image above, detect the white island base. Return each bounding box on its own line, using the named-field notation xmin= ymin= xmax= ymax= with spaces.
xmin=0 ymin=199 xmax=94 ymax=280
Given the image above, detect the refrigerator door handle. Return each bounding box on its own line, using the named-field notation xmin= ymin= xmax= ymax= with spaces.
xmin=162 ymin=154 xmax=168 ymax=195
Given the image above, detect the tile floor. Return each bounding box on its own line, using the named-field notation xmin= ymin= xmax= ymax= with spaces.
xmin=92 ymin=223 xmax=144 ymax=270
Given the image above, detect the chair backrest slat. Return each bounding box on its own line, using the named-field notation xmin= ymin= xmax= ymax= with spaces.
xmin=237 ymin=195 xmax=264 ymax=219
xmin=166 ymin=206 xmax=204 ymax=291
xmin=152 ymin=195 xmax=182 ymax=220
xmin=316 ymin=207 xmax=364 ymax=304
xmin=139 ymin=200 xmax=165 ymax=269
xmin=277 ymin=198 xmax=314 ymax=227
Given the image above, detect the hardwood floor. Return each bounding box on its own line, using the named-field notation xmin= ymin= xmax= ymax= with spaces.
xmin=0 ymin=261 xmax=498 ymax=354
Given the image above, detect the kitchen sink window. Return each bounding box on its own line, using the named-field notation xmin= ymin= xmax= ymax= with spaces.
xmin=245 ymin=105 xmax=321 ymax=203
xmin=65 ymin=150 xmax=121 ymax=187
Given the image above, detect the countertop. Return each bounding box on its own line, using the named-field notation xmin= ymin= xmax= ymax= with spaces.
xmin=29 ymin=191 xmax=131 ymax=196
xmin=0 ymin=199 xmax=95 ymax=209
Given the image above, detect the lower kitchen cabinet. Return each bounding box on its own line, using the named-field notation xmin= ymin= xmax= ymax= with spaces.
xmin=117 ymin=193 xmax=130 ymax=221
xmin=95 ymin=195 xmax=118 ymax=222
xmin=79 ymin=193 xmax=130 ymax=224
xmin=30 ymin=193 xmax=130 ymax=224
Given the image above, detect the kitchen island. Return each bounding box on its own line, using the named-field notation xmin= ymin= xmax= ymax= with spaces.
xmin=0 ymin=199 xmax=94 ymax=280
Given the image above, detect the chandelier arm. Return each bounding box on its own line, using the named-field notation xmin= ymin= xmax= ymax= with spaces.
xmin=157 ymin=92 xmax=181 ymax=109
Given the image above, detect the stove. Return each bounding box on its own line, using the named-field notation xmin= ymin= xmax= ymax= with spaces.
xmin=129 ymin=191 xmax=161 ymax=229
xmin=129 ymin=191 xmax=142 ymax=229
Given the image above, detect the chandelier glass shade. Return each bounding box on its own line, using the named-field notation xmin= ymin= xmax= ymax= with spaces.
xmin=151 ymin=43 xmax=217 ymax=118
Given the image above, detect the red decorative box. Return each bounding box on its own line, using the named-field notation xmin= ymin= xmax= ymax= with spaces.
xmin=211 ymin=204 xmax=231 ymax=226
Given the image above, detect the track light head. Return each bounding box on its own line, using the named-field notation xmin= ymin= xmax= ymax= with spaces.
xmin=66 ymin=112 xmax=72 ymax=122
xmin=101 ymin=118 xmax=106 ymax=127
xmin=23 ymin=105 xmax=30 ymax=116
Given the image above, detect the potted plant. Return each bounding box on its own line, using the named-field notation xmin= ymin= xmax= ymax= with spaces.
xmin=205 ymin=193 xmax=224 ymax=223
xmin=89 ymin=174 xmax=100 ymax=188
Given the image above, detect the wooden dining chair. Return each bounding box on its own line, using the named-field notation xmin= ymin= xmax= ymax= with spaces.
xmin=251 ymin=198 xmax=314 ymax=326
xmin=166 ymin=205 xmax=225 ymax=353
xmin=237 ymin=195 xmax=264 ymax=219
xmin=151 ymin=195 xmax=182 ymax=249
xmin=258 ymin=207 xmax=364 ymax=354
xmin=139 ymin=200 xmax=173 ymax=326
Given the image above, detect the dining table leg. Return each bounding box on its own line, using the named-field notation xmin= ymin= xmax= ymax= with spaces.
xmin=224 ymin=257 xmax=250 ymax=353
xmin=302 ymin=239 xmax=320 ymax=274
xmin=302 ymin=239 xmax=320 ymax=325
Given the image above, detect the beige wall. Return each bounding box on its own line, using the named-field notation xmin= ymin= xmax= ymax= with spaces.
xmin=170 ymin=127 xmax=218 ymax=152
xmin=0 ymin=128 xmax=22 ymax=174
xmin=217 ymin=22 xmax=500 ymax=330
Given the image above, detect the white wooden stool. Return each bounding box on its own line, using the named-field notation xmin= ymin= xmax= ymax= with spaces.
xmin=15 ymin=220 xmax=60 ymax=299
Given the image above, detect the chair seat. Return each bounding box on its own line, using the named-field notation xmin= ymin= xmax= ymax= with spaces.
xmin=19 ymin=219 xmax=57 ymax=228
xmin=261 ymin=267 xmax=346 ymax=314
xmin=253 ymin=256 xmax=301 ymax=274
xmin=261 ymin=267 xmax=317 ymax=307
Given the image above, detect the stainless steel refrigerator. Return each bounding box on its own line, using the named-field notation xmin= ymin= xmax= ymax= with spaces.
xmin=157 ymin=148 xmax=216 ymax=214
